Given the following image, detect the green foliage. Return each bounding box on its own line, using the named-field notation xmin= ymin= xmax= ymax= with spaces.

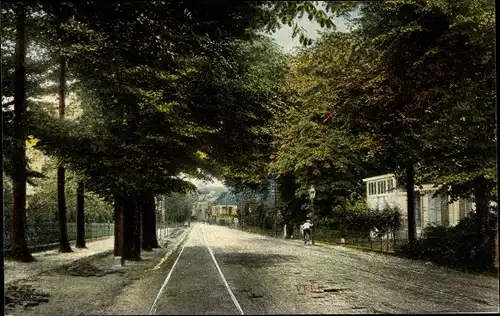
xmin=396 ymin=213 xmax=497 ymax=271
xmin=23 ymin=3 xmax=306 ymax=201
xmin=163 ymin=192 xmax=197 ymax=223
xmin=266 ymin=30 xmax=389 ymax=221
xmin=3 ymin=1 xmax=496 ymax=264
xmin=3 ymin=161 xmax=113 ymax=250
xmin=262 ymin=1 xmax=358 ymax=45
xmin=216 ymin=218 xmax=232 ymax=227
xmin=209 ymin=37 xmax=289 ymax=190
xmin=326 ymin=199 xmax=402 ymax=238
xmin=235 ymin=193 xmax=278 ymax=230
xmin=27 ymin=158 xmax=113 ymax=223
xmin=326 ymin=0 xmax=495 ymax=194
xmin=1 ymin=3 xmax=55 ymax=182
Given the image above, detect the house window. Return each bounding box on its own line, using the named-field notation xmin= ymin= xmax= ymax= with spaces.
xmin=459 ymin=200 xmax=466 ymax=220
xmin=387 ymin=179 xmax=394 ymax=191
xmin=427 ymin=193 xmax=437 ymax=225
xmin=414 ymin=192 xmax=421 ymax=228
xmin=368 ymin=182 xmax=376 ymax=195
xmin=459 ymin=200 xmax=474 ymax=219
xmin=377 ymin=181 xmax=386 ymax=194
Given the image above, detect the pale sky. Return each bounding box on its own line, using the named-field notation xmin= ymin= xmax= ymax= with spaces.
xmin=189 ymin=177 xmax=225 ymax=189
xmin=269 ymin=15 xmax=352 ymax=54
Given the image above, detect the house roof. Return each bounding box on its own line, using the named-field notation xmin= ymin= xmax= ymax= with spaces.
xmin=197 ymin=190 xmax=220 ymax=203
xmin=214 ymin=191 xmax=239 ymax=205
xmin=362 ymin=174 xmax=395 ymax=182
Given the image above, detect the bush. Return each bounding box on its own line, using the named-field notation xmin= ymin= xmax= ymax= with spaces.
xmin=396 ymin=213 xmax=497 ymax=271
xmin=217 ymin=219 xmax=226 ymax=226
xmin=329 ymin=199 xmax=402 ymax=239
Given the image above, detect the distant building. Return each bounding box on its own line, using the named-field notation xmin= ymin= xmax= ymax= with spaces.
xmin=362 ymin=173 xmax=475 ymax=239
xmin=211 ymin=191 xmax=239 ymax=225
xmin=192 ymin=191 xmax=219 ymax=222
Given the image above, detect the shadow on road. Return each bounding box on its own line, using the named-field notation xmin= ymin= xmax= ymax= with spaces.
xmin=214 ymin=251 xmax=298 ymax=268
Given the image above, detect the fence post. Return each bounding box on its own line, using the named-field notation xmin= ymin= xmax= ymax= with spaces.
xmin=393 ymin=230 xmax=396 ymax=251
xmin=386 ymin=233 xmax=389 ymax=252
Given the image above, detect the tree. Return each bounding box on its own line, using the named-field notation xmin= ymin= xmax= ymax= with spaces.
xmin=320 ymin=0 xmax=495 ymax=249
xmin=10 ymin=2 xmax=34 ymax=262
xmin=414 ymin=0 xmax=495 ymax=267
xmin=22 ymin=1 xmax=357 ymax=261
xmin=262 ymin=33 xmax=388 ymax=229
xmin=56 ymin=38 xmax=72 ymax=253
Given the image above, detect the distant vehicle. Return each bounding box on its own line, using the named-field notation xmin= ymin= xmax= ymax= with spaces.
xmin=183 ymin=222 xmax=189 ymax=227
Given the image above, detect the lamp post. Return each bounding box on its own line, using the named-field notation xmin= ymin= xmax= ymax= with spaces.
xmin=309 ymin=185 xmax=316 ymax=245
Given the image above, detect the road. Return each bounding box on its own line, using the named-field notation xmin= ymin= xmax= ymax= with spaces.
xmin=146 ymin=223 xmax=499 ymax=314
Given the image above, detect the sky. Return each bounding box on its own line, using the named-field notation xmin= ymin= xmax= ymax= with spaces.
xmin=189 ymin=177 xmax=225 ymax=189
xmin=269 ymin=15 xmax=352 ymax=54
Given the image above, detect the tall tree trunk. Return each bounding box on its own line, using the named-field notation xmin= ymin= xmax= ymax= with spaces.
xmin=57 ymin=54 xmax=72 ymax=253
xmin=11 ymin=2 xmax=34 ymax=262
xmin=75 ymin=181 xmax=85 ymax=248
xmin=114 ymin=194 xmax=124 ymax=257
xmin=141 ymin=197 xmax=153 ymax=251
xmin=141 ymin=195 xmax=160 ymax=251
xmin=406 ymin=162 xmax=416 ymax=244
xmin=57 ymin=166 xmax=71 ymax=252
xmin=150 ymin=196 xmax=160 ymax=248
xmin=123 ymin=197 xmax=141 ymax=261
xmin=135 ymin=199 xmax=142 ymax=256
xmin=473 ymin=175 xmax=491 ymax=269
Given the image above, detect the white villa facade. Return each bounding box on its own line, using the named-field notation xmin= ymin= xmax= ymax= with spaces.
xmin=362 ymin=174 xmax=475 ymax=238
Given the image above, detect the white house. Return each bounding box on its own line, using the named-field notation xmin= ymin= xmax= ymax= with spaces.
xmin=362 ymin=174 xmax=475 ymax=239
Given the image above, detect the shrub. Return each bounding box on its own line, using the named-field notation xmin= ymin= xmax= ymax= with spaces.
xmin=217 ymin=219 xmax=226 ymax=226
xmin=396 ymin=213 xmax=497 ymax=271
xmin=330 ymin=199 xmax=402 ymax=239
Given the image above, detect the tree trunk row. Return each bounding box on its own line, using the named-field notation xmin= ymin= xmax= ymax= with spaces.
xmin=114 ymin=194 xmax=160 ymax=262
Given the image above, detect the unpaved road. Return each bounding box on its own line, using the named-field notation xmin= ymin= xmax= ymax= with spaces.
xmin=150 ymin=223 xmax=498 ymax=314
xmin=6 ymin=223 xmax=499 ymax=315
